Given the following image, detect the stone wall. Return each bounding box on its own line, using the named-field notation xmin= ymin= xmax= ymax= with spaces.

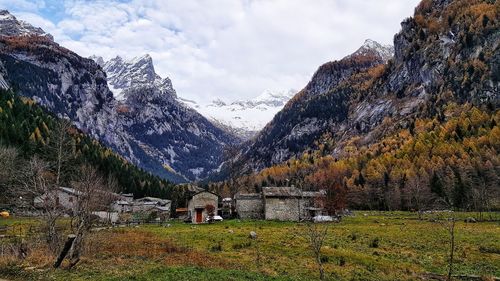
xmin=235 ymin=194 xmax=263 ymax=219
xmin=264 ymin=197 xmax=300 ymax=221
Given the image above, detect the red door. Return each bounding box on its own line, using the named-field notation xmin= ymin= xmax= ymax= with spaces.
xmin=196 ymin=209 xmax=203 ymax=223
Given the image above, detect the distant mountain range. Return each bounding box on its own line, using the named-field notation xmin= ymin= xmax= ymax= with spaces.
xmin=181 ymin=89 xmax=296 ymax=139
xmin=89 ymin=53 xmax=294 ymax=139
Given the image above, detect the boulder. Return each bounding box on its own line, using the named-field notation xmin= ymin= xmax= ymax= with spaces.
xmin=465 ymin=217 xmax=477 ymax=223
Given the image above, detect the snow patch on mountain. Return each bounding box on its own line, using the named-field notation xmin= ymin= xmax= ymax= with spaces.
xmin=182 ymin=89 xmax=296 ymax=135
xmin=90 ymin=54 xmax=175 ymax=101
xmin=0 ymin=10 xmax=53 ymax=40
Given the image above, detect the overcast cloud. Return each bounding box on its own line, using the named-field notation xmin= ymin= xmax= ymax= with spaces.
xmin=1 ymin=0 xmax=420 ymax=103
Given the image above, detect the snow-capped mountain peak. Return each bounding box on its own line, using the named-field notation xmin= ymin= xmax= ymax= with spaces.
xmin=251 ymin=89 xmax=295 ymax=107
xmin=0 ymin=10 xmax=53 ymax=40
xmin=351 ymin=39 xmax=394 ymax=61
xmin=183 ymin=89 xmax=296 ymax=138
xmin=91 ymin=54 xmax=175 ymax=101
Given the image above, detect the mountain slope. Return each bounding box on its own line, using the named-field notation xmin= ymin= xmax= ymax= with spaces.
xmin=0 ymin=10 xmax=240 ymax=182
xmin=0 ymin=89 xmax=175 ymax=200
xmin=233 ymin=0 xmax=499 ymax=175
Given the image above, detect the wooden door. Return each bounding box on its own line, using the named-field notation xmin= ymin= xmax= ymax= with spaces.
xmin=196 ymin=209 xmax=203 ymax=223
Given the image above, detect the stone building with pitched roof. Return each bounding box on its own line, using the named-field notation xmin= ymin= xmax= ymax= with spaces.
xmin=235 ymin=186 xmax=325 ymax=221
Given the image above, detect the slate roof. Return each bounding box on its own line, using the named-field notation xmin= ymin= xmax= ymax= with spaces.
xmin=262 ymin=187 xmax=325 ymax=198
xmin=235 ymin=193 xmax=262 ymax=200
xmin=262 ymin=186 xmax=302 ymax=197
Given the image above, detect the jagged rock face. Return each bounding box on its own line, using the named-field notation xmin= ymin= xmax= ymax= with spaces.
xmin=234 ymin=39 xmax=394 ymax=170
xmin=0 ymin=10 xmax=240 ymax=182
xmin=93 ymin=54 xmax=176 ymax=101
xmin=93 ymin=54 xmax=241 ymax=180
xmin=233 ymin=0 xmax=499 ymax=175
xmin=0 ymin=10 xmax=53 ymax=40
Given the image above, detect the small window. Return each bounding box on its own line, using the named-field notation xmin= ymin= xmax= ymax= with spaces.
xmin=69 ymin=197 xmax=73 ymax=202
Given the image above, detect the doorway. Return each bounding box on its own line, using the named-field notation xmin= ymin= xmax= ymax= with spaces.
xmin=195 ymin=209 xmax=203 ymax=223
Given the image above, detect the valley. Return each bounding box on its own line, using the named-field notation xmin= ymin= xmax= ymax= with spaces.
xmin=0 ymin=0 xmax=498 ymax=280
xmin=1 ymin=212 xmax=499 ymax=281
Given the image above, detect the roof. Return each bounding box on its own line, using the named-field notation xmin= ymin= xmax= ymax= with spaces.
xmin=235 ymin=193 xmax=262 ymax=200
xmin=155 ymin=206 xmax=170 ymax=212
xmin=114 ymin=200 xmax=130 ymax=205
xmin=135 ymin=197 xmax=171 ymax=204
xmin=58 ymin=187 xmax=81 ymax=196
xmin=178 ymin=184 xmax=205 ymax=193
xmin=192 ymin=190 xmax=219 ymax=198
xmin=306 ymin=207 xmax=324 ymax=211
xmin=262 ymin=186 xmax=302 ymax=197
xmin=59 ymin=187 xmax=122 ymax=199
xmin=262 ymin=187 xmax=326 ymax=198
xmin=302 ymin=190 xmax=326 ymax=197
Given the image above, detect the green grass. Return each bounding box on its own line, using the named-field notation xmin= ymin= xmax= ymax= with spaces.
xmin=0 ymin=212 xmax=499 ymax=281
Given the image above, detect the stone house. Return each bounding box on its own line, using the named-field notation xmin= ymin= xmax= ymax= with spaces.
xmin=132 ymin=197 xmax=170 ymax=212
xmin=34 ymin=187 xmax=80 ymax=211
xmin=234 ymin=193 xmax=263 ymax=219
xmin=35 ymin=188 xmax=172 ymax=221
xmin=111 ymin=200 xmax=132 ymax=213
xmin=187 ymin=191 xmax=219 ymax=224
xmin=235 ymin=186 xmax=325 ymax=221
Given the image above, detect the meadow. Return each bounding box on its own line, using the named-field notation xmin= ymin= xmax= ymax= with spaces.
xmin=0 ymin=212 xmax=498 ymax=281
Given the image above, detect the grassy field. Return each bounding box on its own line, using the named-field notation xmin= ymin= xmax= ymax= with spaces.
xmin=0 ymin=212 xmax=499 ymax=281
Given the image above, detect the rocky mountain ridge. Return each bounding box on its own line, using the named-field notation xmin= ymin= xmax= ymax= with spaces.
xmin=0 ymin=10 xmax=240 ymax=182
xmin=229 ymin=0 xmax=499 ymax=175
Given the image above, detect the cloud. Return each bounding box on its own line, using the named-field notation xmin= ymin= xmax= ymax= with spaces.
xmin=3 ymin=0 xmax=420 ymax=103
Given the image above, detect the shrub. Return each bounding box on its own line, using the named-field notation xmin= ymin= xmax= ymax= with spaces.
xmin=369 ymin=237 xmax=380 ymax=248
xmin=338 ymin=256 xmax=346 ymax=266
xmin=210 ymin=241 xmax=223 ymax=252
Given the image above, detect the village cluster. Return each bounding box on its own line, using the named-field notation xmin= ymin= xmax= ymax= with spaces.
xmin=34 ymin=185 xmax=330 ymax=224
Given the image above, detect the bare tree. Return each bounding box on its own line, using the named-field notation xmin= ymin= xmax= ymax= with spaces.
xmin=45 ymin=119 xmax=74 ymax=187
xmin=0 ymin=146 xmax=19 ymax=201
xmin=18 ymin=156 xmax=62 ymax=250
xmin=65 ymin=165 xmax=115 ymax=268
xmin=471 ymin=161 xmax=497 ymax=221
xmin=304 ymin=222 xmax=329 ymax=281
xmin=443 ymin=217 xmax=456 ymax=281
xmin=405 ymin=168 xmax=434 ymax=219
xmin=433 ymin=210 xmax=457 ymax=281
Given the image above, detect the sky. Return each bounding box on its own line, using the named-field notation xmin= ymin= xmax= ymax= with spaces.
xmin=1 ymin=0 xmax=420 ymax=103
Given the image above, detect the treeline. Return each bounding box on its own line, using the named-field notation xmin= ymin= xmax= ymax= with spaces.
xmin=0 ymin=89 xmax=177 ymax=201
xmin=213 ymin=103 xmax=499 ymax=212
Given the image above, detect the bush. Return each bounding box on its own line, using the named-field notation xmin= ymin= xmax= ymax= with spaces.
xmin=338 ymin=256 xmax=346 ymax=266
xmin=349 ymin=232 xmax=358 ymax=241
xmin=232 ymin=241 xmax=252 ymax=250
xmin=369 ymin=237 xmax=380 ymax=248
xmin=210 ymin=241 xmax=223 ymax=252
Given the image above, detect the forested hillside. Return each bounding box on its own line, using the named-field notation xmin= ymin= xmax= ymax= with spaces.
xmin=229 ymin=0 xmax=499 ymax=175
xmin=211 ymin=0 xmax=500 ymax=211
xmin=214 ymin=104 xmax=499 ymax=211
xmin=0 ymin=89 xmax=177 ymax=200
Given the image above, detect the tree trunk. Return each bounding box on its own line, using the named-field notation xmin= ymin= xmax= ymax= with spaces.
xmin=317 ymin=254 xmax=325 ymax=280
xmin=54 ymin=234 xmax=76 ymax=268
xmin=447 ymin=221 xmax=455 ymax=281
